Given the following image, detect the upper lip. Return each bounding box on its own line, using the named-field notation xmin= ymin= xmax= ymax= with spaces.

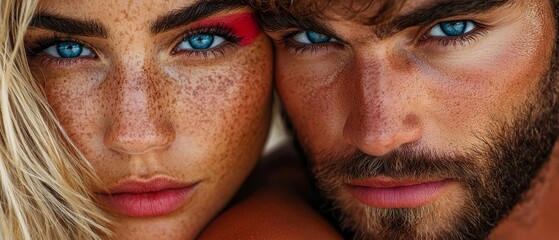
xmin=347 ymin=176 xmax=449 ymax=188
xmin=100 ymin=177 xmax=196 ymax=195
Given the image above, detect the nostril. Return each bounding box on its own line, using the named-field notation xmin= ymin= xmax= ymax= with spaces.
xmin=343 ymin=112 xmax=423 ymax=157
xmin=104 ymin=121 xmax=175 ymax=155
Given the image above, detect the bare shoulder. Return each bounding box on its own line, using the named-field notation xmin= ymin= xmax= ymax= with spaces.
xmin=199 ymin=189 xmax=342 ymax=240
xmin=199 ymin=144 xmax=342 ymax=239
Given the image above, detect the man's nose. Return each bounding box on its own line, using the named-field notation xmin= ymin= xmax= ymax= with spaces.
xmin=343 ymin=54 xmax=422 ymax=157
xmin=104 ymin=60 xmax=175 ymax=155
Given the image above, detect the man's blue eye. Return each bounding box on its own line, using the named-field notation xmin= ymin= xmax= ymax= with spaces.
xmin=177 ymin=34 xmax=226 ymax=51
xmin=43 ymin=41 xmax=93 ymax=58
xmin=292 ymin=31 xmax=337 ymax=44
xmin=429 ymin=20 xmax=477 ymax=37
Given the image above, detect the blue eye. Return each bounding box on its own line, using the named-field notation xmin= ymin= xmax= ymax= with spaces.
xmin=43 ymin=41 xmax=93 ymax=58
xmin=429 ymin=20 xmax=477 ymax=37
xmin=177 ymin=34 xmax=226 ymax=51
xmin=292 ymin=31 xmax=337 ymax=44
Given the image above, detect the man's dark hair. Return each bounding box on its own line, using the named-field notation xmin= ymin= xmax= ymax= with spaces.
xmin=247 ymin=0 xmax=405 ymax=24
xmin=248 ymin=0 xmax=559 ymax=238
xmin=248 ymin=0 xmax=559 ymax=34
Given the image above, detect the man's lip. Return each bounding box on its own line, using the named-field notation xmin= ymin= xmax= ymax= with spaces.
xmin=347 ymin=176 xmax=447 ymax=188
xmin=346 ymin=177 xmax=452 ymax=208
xmin=97 ymin=177 xmax=199 ymax=217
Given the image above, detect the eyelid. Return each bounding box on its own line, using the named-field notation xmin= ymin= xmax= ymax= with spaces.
xmin=27 ymin=35 xmax=96 ymax=57
xmin=417 ymin=23 xmax=489 ymax=48
xmin=25 ymin=36 xmax=99 ymax=68
xmin=428 ymin=21 xmax=477 ymax=37
xmin=171 ymin=24 xmax=241 ymax=55
xmin=275 ymin=30 xmax=344 ymax=55
xmin=416 ymin=18 xmax=487 ymax=42
xmin=44 ymin=42 xmax=94 ymax=58
xmin=280 ymin=29 xmax=342 ymax=44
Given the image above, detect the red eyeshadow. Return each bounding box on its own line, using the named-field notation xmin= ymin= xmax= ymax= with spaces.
xmin=193 ymin=12 xmax=262 ymax=46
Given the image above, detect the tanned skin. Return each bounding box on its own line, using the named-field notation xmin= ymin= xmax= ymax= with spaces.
xmin=201 ymin=0 xmax=559 ymax=239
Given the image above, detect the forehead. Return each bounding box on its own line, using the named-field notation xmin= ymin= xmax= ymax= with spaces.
xmin=38 ymin=0 xmax=183 ymax=18
xmin=286 ymin=0 xmax=523 ymax=24
xmin=36 ymin=0 xmax=247 ymax=26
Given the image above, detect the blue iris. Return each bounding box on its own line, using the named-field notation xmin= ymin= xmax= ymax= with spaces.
xmin=188 ymin=34 xmax=215 ymax=50
xmin=439 ymin=21 xmax=468 ymax=36
xmin=306 ymin=31 xmax=332 ymax=44
xmin=56 ymin=42 xmax=84 ymax=58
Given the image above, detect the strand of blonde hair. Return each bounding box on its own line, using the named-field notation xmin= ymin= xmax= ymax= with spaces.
xmin=0 ymin=0 xmax=112 ymax=239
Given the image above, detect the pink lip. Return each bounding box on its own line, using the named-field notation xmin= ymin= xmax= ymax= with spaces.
xmin=98 ymin=178 xmax=198 ymax=217
xmin=346 ymin=177 xmax=452 ymax=209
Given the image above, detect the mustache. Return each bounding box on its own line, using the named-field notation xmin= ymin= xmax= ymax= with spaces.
xmin=313 ymin=147 xmax=487 ymax=182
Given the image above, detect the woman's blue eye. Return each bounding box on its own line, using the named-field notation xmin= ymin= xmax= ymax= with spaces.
xmin=292 ymin=31 xmax=337 ymax=44
xmin=177 ymin=34 xmax=226 ymax=51
xmin=43 ymin=41 xmax=93 ymax=58
xmin=429 ymin=20 xmax=477 ymax=37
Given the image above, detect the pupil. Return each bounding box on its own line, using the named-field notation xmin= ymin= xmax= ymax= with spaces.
xmin=306 ymin=31 xmax=331 ymax=44
xmin=57 ymin=42 xmax=83 ymax=58
xmin=441 ymin=21 xmax=467 ymax=36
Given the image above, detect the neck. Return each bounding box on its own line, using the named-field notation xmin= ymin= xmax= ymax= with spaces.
xmin=489 ymin=142 xmax=559 ymax=240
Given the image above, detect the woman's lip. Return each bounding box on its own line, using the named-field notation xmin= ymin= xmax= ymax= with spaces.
xmin=97 ymin=178 xmax=198 ymax=217
xmin=346 ymin=177 xmax=452 ymax=209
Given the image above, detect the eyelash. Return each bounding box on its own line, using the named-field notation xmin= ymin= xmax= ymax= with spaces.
xmin=278 ymin=31 xmax=341 ymax=55
xmin=277 ymin=20 xmax=488 ymax=55
xmin=25 ymin=25 xmax=243 ymax=67
xmin=26 ymin=35 xmax=95 ymax=66
xmin=173 ymin=24 xmax=242 ymax=58
xmin=418 ymin=22 xmax=488 ymax=47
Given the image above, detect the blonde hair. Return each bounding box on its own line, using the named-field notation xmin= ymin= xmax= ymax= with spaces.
xmin=0 ymin=1 xmax=111 ymax=239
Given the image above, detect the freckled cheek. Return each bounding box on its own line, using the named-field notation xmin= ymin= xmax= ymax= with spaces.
xmin=38 ymin=71 xmax=107 ymax=155
xmin=167 ymin=56 xmax=273 ymax=193
xmin=276 ymin=59 xmax=346 ymax=152
xmin=169 ymin=57 xmax=272 ymax=151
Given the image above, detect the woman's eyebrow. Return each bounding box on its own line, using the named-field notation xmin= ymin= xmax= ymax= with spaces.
xmin=30 ymin=13 xmax=108 ymax=38
xmin=150 ymin=0 xmax=246 ymax=35
xmin=28 ymin=0 xmax=246 ymax=38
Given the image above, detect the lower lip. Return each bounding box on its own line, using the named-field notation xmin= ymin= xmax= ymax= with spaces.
xmin=346 ymin=179 xmax=451 ymax=209
xmin=99 ymin=187 xmax=195 ymax=217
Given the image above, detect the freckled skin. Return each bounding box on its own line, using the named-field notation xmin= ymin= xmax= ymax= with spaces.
xmin=27 ymin=0 xmax=272 ymax=239
xmin=268 ymin=0 xmax=559 ymax=239
xmin=277 ymin=1 xmax=553 ymax=158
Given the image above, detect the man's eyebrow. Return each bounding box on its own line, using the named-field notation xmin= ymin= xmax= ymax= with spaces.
xmin=256 ymin=0 xmax=512 ymax=39
xmin=385 ymin=0 xmax=512 ymax=34
xmin=151 ymin=0 xmax=246 ymax=34
xmin=30 ymin=13 xmax=108 ymax=38
xmin=256 ymin=11 xmax=337 ymax=38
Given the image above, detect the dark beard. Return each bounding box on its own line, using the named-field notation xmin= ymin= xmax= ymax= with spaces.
xmin=275 ymin=1 xmax=559 ymax=239
xmin=303 ymin=68 xmax=559 ymax=240
xmin=277 ymin=5 xmax=559 ymax=237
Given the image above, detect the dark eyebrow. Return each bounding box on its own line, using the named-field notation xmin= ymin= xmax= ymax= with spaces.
xmin=256 ymin=0 xmax=512 ymax=39
xmin=30 ymin=13 xmax=108 ymax=38
xmin=383 ymin=0 xmax=513 ymax=36
xmin=255 ymin=11 xmax=338 ymax=39
xmin=150 ymin=0 xmax=247 ymax=34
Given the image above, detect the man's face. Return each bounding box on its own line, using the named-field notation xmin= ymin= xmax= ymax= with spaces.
xmin=261 ymin=0 xmax=558 ymax=239
xmin=26 ymin=0 xmax=272 ymax=239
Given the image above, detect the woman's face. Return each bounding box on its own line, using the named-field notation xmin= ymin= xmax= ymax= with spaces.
xmin=26 ymin=0 xmax=272 ymax=238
